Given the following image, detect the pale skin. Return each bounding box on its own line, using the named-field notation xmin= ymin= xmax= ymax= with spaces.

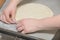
xmin=0 ymin=0 xmax=60 ymax=34
xmin=0 ymin=0 xmax=22 ymax=23
xmin=17 ymin=15 xmax=60 ymax=34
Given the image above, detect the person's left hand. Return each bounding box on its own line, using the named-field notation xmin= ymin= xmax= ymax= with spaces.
xmin=16 ymin=18 xmax=43 ymax=34
xmin=0 ymin=3 xmax=17 ymax=24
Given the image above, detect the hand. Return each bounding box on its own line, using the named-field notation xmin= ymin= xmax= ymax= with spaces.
xmin=16 ymin=18 xmax=43 ymax=34
xmin=1 ymin=3 xmax=17 ymax=23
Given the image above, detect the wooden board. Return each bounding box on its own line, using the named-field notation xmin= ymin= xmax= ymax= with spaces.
xmin=0 ymin=0 xmax=6 ymax=8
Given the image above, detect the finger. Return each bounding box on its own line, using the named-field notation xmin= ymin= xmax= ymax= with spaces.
xmin=3 ymin=11 xmax=14 ymax=23
xmin=16 ymin=24 xmax=22 ymax=29
xmin=21 ymin=30 xmax=29 ymax=34
xmin=17 ymin=27 xmax=24 ymax=32
xmin=21 ymin=30 xmax=25 ymax=34
xmin=16 ymin=24 xmax=23 ymax=30
xmin=1 ymin=14 xmax=9 ymax=23
xmin=21 ymin=27 xmax=30 ymax=34
xmin=21 ymin=26 xmax=27 ymax=34
xmin=16 ymin=20 xmax=23 ymax=28
xmin=3 ymin=15 xmax=9 ymax=23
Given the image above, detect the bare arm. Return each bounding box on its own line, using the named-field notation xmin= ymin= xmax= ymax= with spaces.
xmin=16 ymin=15 xmax=60 ymax=33
xmin=39 ymin=15 xmax=60 ymax=30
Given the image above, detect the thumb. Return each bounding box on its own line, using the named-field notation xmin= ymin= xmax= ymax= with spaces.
xmin=11 ymin=9 xmax=16 ymax=23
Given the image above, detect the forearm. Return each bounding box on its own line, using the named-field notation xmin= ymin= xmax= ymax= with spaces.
xmin=39 ymin=15 xmax=60 ymax=30
xmin=10 ymin=0 xmax=22 ymax=6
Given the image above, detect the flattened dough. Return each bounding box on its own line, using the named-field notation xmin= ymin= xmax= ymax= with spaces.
xmin=16 ymin=3 xmax=54 ymax=21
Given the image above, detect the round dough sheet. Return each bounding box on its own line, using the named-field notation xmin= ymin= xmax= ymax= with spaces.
xmin=15 ymin=3 xmax=54 ymax=40
xmin=15 ymin=3 xmax=54 ymax=21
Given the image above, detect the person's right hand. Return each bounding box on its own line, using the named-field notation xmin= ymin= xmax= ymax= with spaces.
xmin=16 ymin=18 xmax=43 ymax=34
xmin=0 ymin=3 xmax=17 ymax=24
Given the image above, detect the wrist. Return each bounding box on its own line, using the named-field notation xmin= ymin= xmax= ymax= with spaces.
xmin=36 ymin=19 xmax=45 ymax=30
xmin=38 ymin=18 xmax=56 ymax=30
xmin=10 ymin=0 xmax=22 ymax=6
xmin=37 ymin=19 xmax=49 ymax=30
xmin=10 ymin=0 xmax=18 ymax=6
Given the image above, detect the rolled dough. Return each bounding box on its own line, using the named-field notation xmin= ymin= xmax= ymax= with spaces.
xmin=15 ymin=3 xmax=55 ymax=40
xmin=15 ymin=3 xmax=54 ymax=21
